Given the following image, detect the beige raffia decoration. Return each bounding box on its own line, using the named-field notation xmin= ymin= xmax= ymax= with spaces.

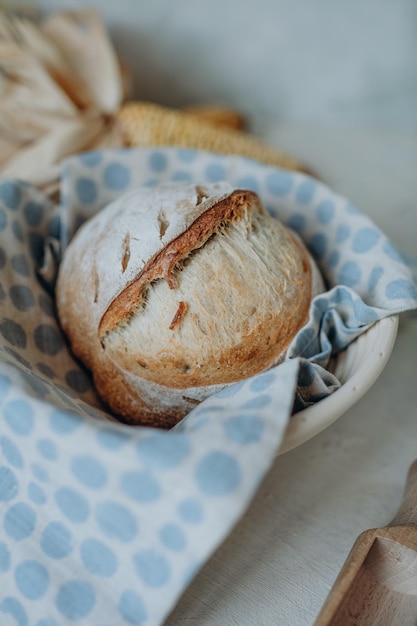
xmin=0 ymin=8 xmax=311 ymax=198
xmin=116 ymin=101 xmax=311 ymax=174
xmin=181 ymin=104 xmax=248 ymax=131
xmin=0 ymin=8 xmax=127 ymax=197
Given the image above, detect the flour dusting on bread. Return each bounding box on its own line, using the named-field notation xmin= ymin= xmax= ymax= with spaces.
xmin=56 ymin=182 xmax=324 ymax=427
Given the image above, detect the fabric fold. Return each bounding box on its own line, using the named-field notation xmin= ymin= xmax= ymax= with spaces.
xmin=0 ymin=147 xmax=416 ymax=625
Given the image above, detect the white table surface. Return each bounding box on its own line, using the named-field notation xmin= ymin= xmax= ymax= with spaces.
xmin=165 ymin=124 xmax=417 ymax=626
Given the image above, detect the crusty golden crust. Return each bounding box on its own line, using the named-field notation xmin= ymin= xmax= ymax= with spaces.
xmin=98 ymin=189 xmax=260 ymax=336
xmin=104 ymin=230 xmax=312 ymax=390
xmin=56 ymin=182 xmax=322 ymax=428
xmin=92 ymin=357 xmax=186 ymax=428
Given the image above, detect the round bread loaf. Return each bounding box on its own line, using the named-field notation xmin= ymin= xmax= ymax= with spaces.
xmin=56 ymin=182 xmax=323 ymax=427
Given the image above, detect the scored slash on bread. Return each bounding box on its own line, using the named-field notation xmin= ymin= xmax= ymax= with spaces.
xmin=56 ymin=182 xmax=324 ymax=428
xmin=99 ymin=188 xmax=265 ymax=335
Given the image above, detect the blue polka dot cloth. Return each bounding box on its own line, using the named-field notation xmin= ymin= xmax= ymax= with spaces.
xmin=0 ymin=147 xmax=416 ymax=625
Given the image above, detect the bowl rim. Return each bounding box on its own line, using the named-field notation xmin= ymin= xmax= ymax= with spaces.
xmin=278 ymin=315 xmax=399 ymax=455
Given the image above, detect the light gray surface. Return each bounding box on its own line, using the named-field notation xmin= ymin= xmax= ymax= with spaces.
xmin=34 ymin=0 xmax=417 ymax=129
xmin=18 ymin=2 xmax=417 ymax=623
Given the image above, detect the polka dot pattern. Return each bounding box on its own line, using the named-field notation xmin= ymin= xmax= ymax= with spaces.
xmin=0 ymin=598 xmax=28 ymax=626
xmin=195 ymin=452 xmax=241 ymax=497
xmin=4 ymin=503 xmax=36 ymax=540
xmin=316 ymin=200 xmax=335 ymax=224
xmin=288 ymin=213 xmax=306 ymax=232
xmin=0 ymin=148 xmax=415 ymax=625
xmin=76 ymin=178 xmax=97 ymax=204
xmin=118 ymin=590 xmax=148 ymax=624
xmin=1 ymin=436 xmax=23 ymax=468
xmin=0 ymin=182 xmax=21 ymax=210
xmin=71 ymin=456 xmax=107 ymax=489
xmin=338 ymin=260 xmax=362 ymax=287
xmin=136 ymin=433 xmax=190 ymax=470
xmin=148 ymin=152 xmax=168 ymax=173
xmin=0 ymin=318 xmax=27 ymax=349
xmin=103 ymin=162 xmax=131 ymax=189
xmin=34 ymin=324 xmax=64 ymax=356
xmin=80 ymin=538 xmax=117 ymax=577
xmin=80 ymin=151 xmax=102 ymax=167
xmin=56 ymin=580 xmax=95 ymax=620
xmin=205 ymin=162 xmax=226 ymax=182
xmin=308 ymin=232 xmax=328 ymax=260
xmin=41 ymin=522 xmax=73 ymax=559
xmin=31 ymin=463 xmax=48 ymax=482
xmin=15 ymin=560 xmax=49 ymax=600
xmin=295 ymin=179 xmax=316 ymax=204
xmin=37 ymin=438 xmax=58 ymax=461
xmin=49 ymin=409 xmax=82 ymax=434
xmin=11 ymin=254 xmax=30 ymax=276
xmin=23 ymin=201 xmax=43 ymax=226
xmin=172 ymin=170 xmax=192 ymax=182
xmin=265 ymin=170 xmax=293 ymax=196
xmin=224 ymin=414 xmax=264 ymax=444
xmin=96 ymin=427 xmax=130 ymax=450
xmin=121 ymin=470 xmax=161 ymax=503
xmin=352 ymin=227 xmax=381 ymax=253
xmin=27 ymin=482 xmax=46 ymax=505
xmin=95 ymin=501 xmax=138 ymax=543
xmin=133 ymin=549 xmax=171 ymax=587
xmin=178 ymin=501 xmax=204 ymax=530
xmin=4 ymin=399 xmax=34 ymax=435
xmin=55 ymin=487 xmax=89 ymax=523
xmin=159 ymin=523 xmax=187 ymax=551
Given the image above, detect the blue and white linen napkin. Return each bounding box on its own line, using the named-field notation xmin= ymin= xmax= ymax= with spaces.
xmin=0 ymin=147 xmax=416 ymax=626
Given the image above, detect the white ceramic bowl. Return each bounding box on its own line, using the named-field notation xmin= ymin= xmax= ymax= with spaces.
xmin=278 ymin=315 xmax=399 ymax=454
